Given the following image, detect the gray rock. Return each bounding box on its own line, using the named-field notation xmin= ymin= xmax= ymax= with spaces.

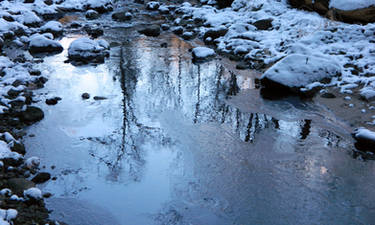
xmin=32 ymin=172 xmax=51 ymax=184
xmin=138 ymin=25 xmax=160 ymax=37
xmin=7 ymin=178 xmax=35 ymax=195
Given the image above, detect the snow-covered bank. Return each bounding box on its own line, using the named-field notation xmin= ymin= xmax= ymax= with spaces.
xmin=170 ymin=0 xmax=375 ymax=98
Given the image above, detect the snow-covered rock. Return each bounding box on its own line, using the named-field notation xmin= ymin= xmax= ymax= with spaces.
xmin=23 ymin=187 xmax=42 ymax=200
xmin=40 ymin=21 xmax=63 ymax=36
xmin=28 ymin=34 xmax=63 ymax=54
xmin=261 ymin=54 xmax=341 ymax=93
xmin=0 ymin=208 xmax=17 ymax=224
xmin=353 ymin=127 xmax=375 ymax=152
xmin=25 ymin=156 xmax=40 ymax=169
xmin=192 ymin=47 xmax=216 ymax=61
xmin=0 ymin=141 xmax=22 ymax=160
xmin=330 ymin=0 xmax=375 ymax=10
xmin=146 ymin=1 xmax=160 ymax=10
xmin=68 ymin=37 xmax=109 ymax=63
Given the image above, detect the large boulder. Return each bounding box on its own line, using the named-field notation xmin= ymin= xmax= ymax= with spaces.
xmin=217 ymin=0 xmax=234 ymax=8
xmin=192 ymin=47 xmax=216 ymax=62
xmin=332 ymin=6 xmax=375 ymax=24
xmin=260 ymin=54 xmax=341 ymax=95
xmin=19 ymin=106 xmax=44 ymax=123
xmin=68 ymin=37 xmax=110 ymax=64
xmin=138 ymin=25 xmax=160 ymax=37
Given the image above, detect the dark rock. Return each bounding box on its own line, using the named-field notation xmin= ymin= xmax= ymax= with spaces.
xmin=45 ymin=97 xmax=61 ymax=105
xmin=161 ymin=24 xmax=169 ymax=30
xmin=160 ymin=42 xmax=167 ymax=48
xmin=203 ymin=27 xmax=228 ymax=41
xmin=29 ymin=69 xmax=41 ymax=76
xmin=112 ymin=11 xmax=132 ymax=22
xmin=11 ymin=142 xmax=26 ymax=155
xmin=134 ymin=0 xmax=144 ymax=3
xmin=182 ymin=32 xmax=194 ymax=40
xmin=353 ymin=128 xmax=375 ymax=153
xmin=217 ymin=0 xmax=234 ymax=8
xmin=146 ymin=1 xmax=160 ymax=10
xmin=7 ymin=178 xmax=35 ymax=195
xmin=31 ymin=172 xmax=51 ymax=184
xmin=7 ymin=89 xmax=21 ymax=99
xmin=2 ymin=15 xmax=15 ymax=22
xmin=43 ymin=192 xmax=52 ymax=198
xmin=93 ymin=96 xmax=107 ymax=100
xmin=253 ymin=19 xmax=273 ymax=30
xmin=24 ymin=0 xmax=35 ymax=3
xmin=82 ymin=93 xmax=90 ymax=99
xmin=172 ymin=26 xmax=183 ymax=35
xmin=84 ymin=26 xmax=104 ymax=38
xmin=20 ymin=106 xmax=44 ymax=123
xmin=320 ymin=92 xmax=336 ymax=98
xmin=85 ymin=10 xmax=100 ymax=20
xmin=70 ymin=22 xmax=82 ymax=28
xmin=332 ymin=6 xmax=375 ymax=24
xmin=44 ymin=0 xmax=53 ymax=5
xmin=138 ymin=25 xmax=160 ymax=37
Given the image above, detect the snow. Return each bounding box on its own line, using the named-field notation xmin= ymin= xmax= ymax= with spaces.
xmin=261 ymin=54 xmax=340 ymax=88
xmin=0 ymin=141 xmax=21 ymax=160
xmin=40 ymin=21 xmax=63 ymax=34
xmin=192 ymin=47 xmax=216 ymax=59
xmin=173 ymin=0 xmax=375 ymax=98
xmin=354 ymin=127 xmax=375 ymax=142
xmin=330 ymin=0 xmax=375 ymax=10
xmin=25 ymin=156 xmax=40 ymax=169
xmin=29 ymin=33 xmax=63 ymax=51
xmin=24 ymin=187 xmax=42 ymax=200
xmin=0 ymin=208 xmax=17 ymax=225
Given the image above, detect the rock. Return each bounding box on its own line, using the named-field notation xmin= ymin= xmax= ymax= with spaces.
xmin=217 ymin=0 xmax=234 ymax=8
xmin=146 ymin=1 xmax=160 ymax=10
xmin=28 ymin=34 xmax=63 ymax=54
xmin=253 ymin=19 xmax=273 ymax=30
xmin=31 ymin=172 xmax=51 ymax=184
xmin=158 ymin=6 xmax=169 ymax=14
xmin=192 ymin=47 xmax=216 ymax=62
xmin=86 ymin=10 xmax=100 ymax=20
xmin=182 ymin=31 xmax=194 ymax=40
xmin=203 ymin=26 xmax=228 ymax=42
xmin=82 ymin=93 xmax=90 ymax=99
xmin=160 ymin=42 xmax=167 ymax=48
xmin=134 ymin=0 xmax=144 ymax=3
xmin=112 ymin=11 xmax=132 ymax=21
xmin=40 ymin=21 xmax=63 ymax=36
xmin=333 ymin=6 xmax=375 ymax=24
xmin=7 ymin=178 xmax=35 ymax=195
xmin=10 ymin=142 xmax=26 ymax=155
xmin=320 ymin=92 xmax=336 ymax=98
xmin=260 ymin=54 xmax=341 ymax=96
xmin=24 ymin=0 xmax=35 ymax=3
xmin=44 ymin=0 xmax=53 ymax=5
xmin=70 ymin=22 xmax=82 ymax=28
xmin=171 ymin=26 xmax=183 ymax=35
xmin=138 ymin=25 xmax=160 ymax=37
xmin=68 ymin=38 xmax=110 ymax=64
xmin=20 ymin=106 xmax=44 ymax=123
xmin=353 ymin=128 xmax=375 ymax=153
xmin=45 ymin=97 xmax=61 ymax=105
xmin=93 ymin=96 xmax=107 ymax=100
xmin=161 ymin=24 xmax=169 ymax=30
xmin=84 ymin=25 xmax=104 ymax=38
xmin=85 ymin=1 xmax=113 ymax=13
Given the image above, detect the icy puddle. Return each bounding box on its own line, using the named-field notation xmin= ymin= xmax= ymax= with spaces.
xmin=23 ymin=31 xmax=375 ymax=225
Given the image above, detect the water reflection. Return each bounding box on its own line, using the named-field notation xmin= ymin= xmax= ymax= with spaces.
xmin=23 ymin=31 xmax=365 ymax=225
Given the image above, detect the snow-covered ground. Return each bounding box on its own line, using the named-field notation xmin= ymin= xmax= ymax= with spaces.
xmin=171 ymin=0 xmax=375 ymax=105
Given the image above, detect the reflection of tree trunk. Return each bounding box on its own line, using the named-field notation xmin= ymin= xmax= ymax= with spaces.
xmin=245 ymin=113 xmax=254 ymax=142
xmin=178 ymin=42 xmax=182 ymax=104
xmin=227 ymin=72 xmax=239 ymax=96
xmin=300 ymin=119 xmax=311 ymax=140
xmin=194 ymin=64 xmax=201 ymax=123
